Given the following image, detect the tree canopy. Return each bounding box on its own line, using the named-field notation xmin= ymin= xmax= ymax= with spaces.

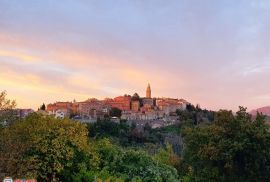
xmin=131 ymin=93 xmax=140 ymax=101
xmin=39 ymin=103 xmax=46 ymax=110
xmin=0 ymin=113 xmax=180 ymax=181
xmin=0 ymin=91 xmax=17 ymax=126
xmin=0 ymin=113 xmax=91 ymax=181
xmin=182 ymin=107 xmax=270 ymax=181
xmin=109 ymin=107 xmax=122 ymax=118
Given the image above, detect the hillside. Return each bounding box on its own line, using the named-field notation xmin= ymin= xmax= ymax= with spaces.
xmin=250 ymin=106 xmax=270 ymax=116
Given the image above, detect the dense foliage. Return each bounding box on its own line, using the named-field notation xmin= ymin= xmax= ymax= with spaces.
xmin=109 ymin=107 xmax=122 ymax=118
xmin=65 ymin=139 xmax=179 ymax=182
xmin=0 ymin=113 xmax=90 ymax=181
xmin=176 ymin=104 xmax=215 ymax=125
xmin=0 ymin=91 xmax=17 ymax=126
xmin=181 ymin=107 xmax=270 ymax=181
xmin=87 ymin=119 xmax=180 ymax=150
xmin=0 ymin=114 xmax=180 ymax=181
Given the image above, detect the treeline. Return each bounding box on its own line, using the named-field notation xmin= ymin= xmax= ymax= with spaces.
xmin=1 ymin=91 xmax=270 ymax=181
xmin=0 ymin=114 xmax=179 ymax=181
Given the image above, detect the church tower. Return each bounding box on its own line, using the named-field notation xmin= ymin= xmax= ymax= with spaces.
xmin=146 ymin=83 xmax=151 ymax=98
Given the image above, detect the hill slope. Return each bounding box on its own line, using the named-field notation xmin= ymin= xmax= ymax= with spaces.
xmin=250 ymin=106 xmax=270 ymax=116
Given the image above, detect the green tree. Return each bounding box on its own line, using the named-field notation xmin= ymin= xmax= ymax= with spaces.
xmin=182 ymin=107 xmax=270 ymax=181
xmin=0 ymin=113 xmax=92 ymax=181
xmin=91 ymin=139 xmax=179 ymax=182
xmin=110 ymin=107 xmax=122 ymax=118
xmin=0 ymin=91 xmax=17 ymax=126
xmin=131 ymin=93 xmax=140 ymax=101
xmin=39 ymin=103 xmax=46 ymax=110
xmin=154 ymin=144 xmax=181 ymax=169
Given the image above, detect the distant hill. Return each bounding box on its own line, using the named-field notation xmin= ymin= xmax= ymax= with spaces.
xmin=250 ymin=106 xmax=270 ymax=124
xmin=250 ymin=106 xmax=270 ymax=116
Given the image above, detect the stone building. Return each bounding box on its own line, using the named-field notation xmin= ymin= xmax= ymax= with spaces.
xmin=78 ymin=98 xmax=109 ymax=118
xmin=16 ymin=109 xmax=34 ymax=118
xmin=156 ymin=98 xmax=187 ymax=115
xmin=47 ymin=102 xmax=74 ymax=116
xmin=103 ymin=95 xmax=131 ymax=111
xmin=131 ymin=100 xmax=140 ymax=111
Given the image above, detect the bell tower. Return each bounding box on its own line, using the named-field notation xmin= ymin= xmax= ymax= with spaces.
xmin=146 ymin=83 xmax=151 ymax=98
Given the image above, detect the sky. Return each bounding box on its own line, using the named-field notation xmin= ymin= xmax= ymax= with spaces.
xmin=0 ymin=0 xmax=270 ymax=111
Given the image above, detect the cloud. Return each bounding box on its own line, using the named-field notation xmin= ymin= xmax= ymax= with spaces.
xmin=241 ymin=64 xmax=270 ymax=76
xmin=0 ymin=50 xmax=40 ymax=63
xmin=1 ymin=0 xmax=270 ymax=111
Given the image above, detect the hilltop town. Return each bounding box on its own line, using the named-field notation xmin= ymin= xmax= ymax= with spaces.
xmin=46 ymin=84 xmax=188 ymax=128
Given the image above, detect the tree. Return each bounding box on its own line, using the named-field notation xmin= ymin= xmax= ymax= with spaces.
xmin=132 ymin=93 xmax=144 ymax=107
xmin=131 ymin=93 xmax=140 ymax=101
xmin=0 ymin=113 xmax=92 ymax=181
xmin=90 ymin=139 xmax=180 ymax=182
xmin=110 ymin=107 xmax=122 ymax=118
xmin=154 ymin=144 xmax=181 ymax=169
xmin=186 ymin=104 xmax=196 ymax=112
xmin=182 ymin=107 xmax=270 ymax=181
xmin=39 ymin=103 xmax=46 ymax=110
xmin=0 ymin=91 xmax=17 ymax=126
xmin=176 ymin=105 xmax=215 ymax=125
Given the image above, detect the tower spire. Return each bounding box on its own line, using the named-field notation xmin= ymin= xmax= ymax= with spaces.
xmin=146 ymin=83 xmax=151 ymax=98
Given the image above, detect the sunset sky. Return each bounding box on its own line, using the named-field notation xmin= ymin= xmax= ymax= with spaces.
xmin=1 ymin=0 xmax=270 ymax=111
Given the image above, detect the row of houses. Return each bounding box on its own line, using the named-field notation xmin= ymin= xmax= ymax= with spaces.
xmin=46 ymin=96 xmax=188 ymax=120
